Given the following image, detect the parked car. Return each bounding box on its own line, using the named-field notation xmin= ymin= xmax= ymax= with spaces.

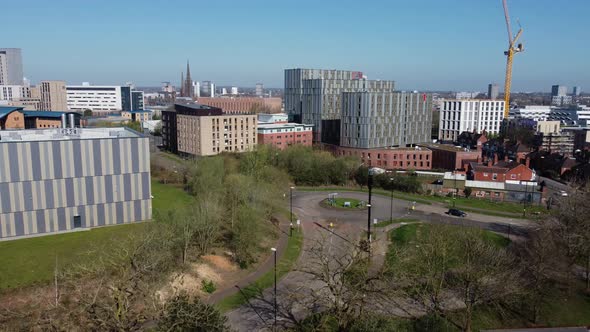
xmin=446 ymin=208 xmax=467 ymax=217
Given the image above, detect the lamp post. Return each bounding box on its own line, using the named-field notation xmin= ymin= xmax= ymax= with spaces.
xmin=453 ymin=171 xmax=457 ymax=208
xmin=367 ymin=168 xmax=373 ymax=244
xmin=271 ymin=247 xmax=277 ymax=331
xmin=290 ymin=186 xmax=295 ymax=237
xmin=522 ymin=180 xmax=527 ymax=217
xmin=389 ymin=177 xmax=394 ymax=222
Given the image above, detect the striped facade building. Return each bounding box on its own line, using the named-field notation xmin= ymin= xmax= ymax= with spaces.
xmin=0 ymin=127 xmax=151 ymax=239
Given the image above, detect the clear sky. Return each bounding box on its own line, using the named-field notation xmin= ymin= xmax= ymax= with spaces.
xmin=4 ymin=0 xmax=589 ymax=92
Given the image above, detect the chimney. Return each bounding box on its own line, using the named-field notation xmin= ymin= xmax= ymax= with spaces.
xmin=69 ymin=113 xmax=75 ymax=128
xmin=525 ymin=157 xmax=530 ymax=168
xmin=494 ymin=153 xmax=498 ymax=164
xmin=487 ymin=159 xmax=492 ymax=167
xmin=61 ymin=113 xmax=66 ymax=128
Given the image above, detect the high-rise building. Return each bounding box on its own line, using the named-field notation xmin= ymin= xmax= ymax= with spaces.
xmin=0 ymin=48 xmax=23 ymax=85
xmin=201 ymin=81 xmax=211 ymax=97
xmin=210 ymin=83 xmax=216 ymax=98
xmin=284 ymin=68 xmax=393 ymax=143
xmin=573 ymin=86 xmax=581 ymax=96
xmin=551 ymin=85 xmax=567 ymax=97
xmin=438 ymin=99 xmax=505 ymax=142
xmin=340 ymin=91 xmax=432 ymax=149
xmin=38 ymin=80 xmax=67 ymax=111
xmin=488 ymin=83 xmax=499 ymax=100
xmin=231 ymin=87 xmax=238 ymax=95
xmin=221 ymin=88 xmax=228 ymax=95
xmin=193 ymin=81 xmax=200 ymax=98
xmin=131 ymin=90 xmax=144 ymax=110
xmin=256 ymin=83 xmax=263 ymax=97
xmin=0 ymin=127 xmax=152 ymax=239
xmin=455 ymin=91 xmax=480 ymax=99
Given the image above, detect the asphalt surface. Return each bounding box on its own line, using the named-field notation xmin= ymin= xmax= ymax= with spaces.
xmin=224 ymin=191 xmax=534 ymax=331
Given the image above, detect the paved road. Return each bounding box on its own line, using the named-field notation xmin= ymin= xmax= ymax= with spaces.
xmin=224 ymin=191 xmax=533 ymax=331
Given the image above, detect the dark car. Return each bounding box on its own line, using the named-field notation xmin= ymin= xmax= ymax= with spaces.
xmin=446 ymin=208 xmax=467 ymax=217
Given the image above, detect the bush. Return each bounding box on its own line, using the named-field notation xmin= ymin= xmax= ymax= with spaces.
xmin=464 ymin=187 xmax=473 ymax=198
xmin=158 ymin=292 xmax=229 ymax=331
xmin=201 ymin=279 xmax=216 ymax=294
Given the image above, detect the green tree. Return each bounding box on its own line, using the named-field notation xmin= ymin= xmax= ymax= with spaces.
xmin=463 ymin=187 xmax=472 ymax=198
xmin=157 ymin=292 xmax=230 ymax=332
xmin=83 ymin=109 xmax=93 ymax=117
xmin=354 ymin=166 xmax=369 ymax=189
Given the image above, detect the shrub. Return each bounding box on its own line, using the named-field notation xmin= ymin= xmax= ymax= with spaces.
xmin=201 ymin=279 xmax=216 ymax=294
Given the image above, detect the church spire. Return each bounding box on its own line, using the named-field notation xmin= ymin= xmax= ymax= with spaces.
xmin=186 ymin=60 xmax=192 ymax=82
xmin=184 ymin=60 xmax=193 ymax=98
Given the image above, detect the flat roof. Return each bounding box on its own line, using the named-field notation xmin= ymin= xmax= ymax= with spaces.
xmin=420 ymin=143 xmax=476 ymax=152
xmin=124 ymin=110 xmax=152 ymax=114
xmin=0 ymin=127 xmax=141 ymax=143
xmin=0 ymin=106 xmax=24 ymax=119
xmin=258 ymin=122 xmax=313 ymax=129
xmin=22 ymin=111 xmax=80 ymax=118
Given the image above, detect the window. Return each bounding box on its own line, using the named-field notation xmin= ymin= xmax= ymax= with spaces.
xmin=492 ymin=173 xmax=498 ymax=180
xmin=483 ymin=172 xmax=488 ymax=177
xmin=73 ymin=215 xmax=82 ymax=228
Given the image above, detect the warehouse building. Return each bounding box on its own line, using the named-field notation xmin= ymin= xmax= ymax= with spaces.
xmin=0 ymin=127 xmax=151 ymax=239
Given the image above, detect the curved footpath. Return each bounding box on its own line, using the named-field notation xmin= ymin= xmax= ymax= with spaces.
xmin=223 ymin=190 xmax=535 ymax=331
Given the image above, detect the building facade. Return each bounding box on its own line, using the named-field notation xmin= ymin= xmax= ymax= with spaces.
xmin=122 ymin=110 xmax=152 ymax=123
xmin=66 ymin=85 xmax=142 ymax=113
xmin=131 ymin=90 xmax=144 ymax=110
xmin=257 ymin=122 xmax=313 ymax=150
xmin=0 ymin=85 xmax=30 ymax=101
xmin=340 ymin=91 xmax=432 ymax=149
xmin=197 ymin=97 xmax=282 ymax=113
xmin=438 ymin=99 xmax=505 ymax=142
xmin=162 ymin=103 xmax=257 ymax=156
xmin=38 ymin=81 xmax=67 ymax=111
xmin=0 ymin=127 xmax=151 ymax=239
xmin=0 ymin=107 xmax=25 ymax=130
xmin=256 ymin=83 xmax=263 ymax=97
xmin=420 ymin=143 xmax=482 ymax=171
xmin=488 ymin=83 xmax=499 ymax=99
xmin=0 ymin=48 xmax=23 ymax=85
xmin=335 ymin=146 xmax=433 ymax=170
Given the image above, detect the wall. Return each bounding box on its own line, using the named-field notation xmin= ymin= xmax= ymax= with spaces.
xmin=1 ymin=111 xmax=24 ymax=129
xmin=0 ymin=137 xmax=151 ymax=239
xmin=335 ymin=146 xmax=432 ymax=170
xmin=258 ymin=128 xmax=313 ymax=150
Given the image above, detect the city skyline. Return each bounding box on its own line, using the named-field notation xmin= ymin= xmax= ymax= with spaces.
xmin=3 ymin=0 xmax=589 ymax=91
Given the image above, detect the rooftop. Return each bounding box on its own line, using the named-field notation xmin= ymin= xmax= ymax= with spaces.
xmin=420 ymin=143 xmax=476 ymax=152
xmin=0 ymin=106 xmax=24 ymax=119
xmin=124 ymin=110 xmax=152 ymax=114
xmin=258 ymin=122 xmax=313 ymax=129
xmin=22 ymin=111 xmax=80 ymax=118
xmin=0 ymin=127 xmax=141 ymax=143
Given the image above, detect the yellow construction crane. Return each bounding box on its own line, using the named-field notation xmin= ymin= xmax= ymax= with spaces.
xmin=502 ymin=0 xmax=524 ymax=117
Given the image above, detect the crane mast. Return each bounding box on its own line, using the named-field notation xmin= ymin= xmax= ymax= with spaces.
xmin=502 ymin=0 xmax=523 ymax=118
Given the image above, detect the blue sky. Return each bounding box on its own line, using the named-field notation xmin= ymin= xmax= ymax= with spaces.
xmin=4 ymin=0 xmax=589 ymax=91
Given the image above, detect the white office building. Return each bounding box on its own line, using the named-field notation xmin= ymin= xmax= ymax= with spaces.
xmin=439 ymin=99 xmax=505 ymax=142
xmin=0 ymin=85 xmax=30 ymax=101
xmin=231 ymin=87 xmax=238 ymax=95
xmin=67 ymin=85 xmax=132 ymax=113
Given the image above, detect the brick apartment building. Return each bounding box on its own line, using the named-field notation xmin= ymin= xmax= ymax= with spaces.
xmin=420 ymin=143 xmax=481 ymax=170
xmin=197 ymin=97 xmax=282 ymax=114
xmin=335 ymin=146 xmax=433 ymax=170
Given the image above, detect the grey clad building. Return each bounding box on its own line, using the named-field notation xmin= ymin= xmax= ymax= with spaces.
xmin=340 ymin=92 xmax=432 ymax=148
xmin=284 ymin=68 xmax=394 ymax=144
xmin=488 ymin=83 xmax=499 ymax=100
xmin=0 ymin=127 xmax=151 ymax=239
xmin=0 ymin=48 xmax=24 ymax=85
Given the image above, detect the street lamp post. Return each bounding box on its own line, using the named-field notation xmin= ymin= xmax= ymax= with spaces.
xmin=367 ymin=169 xmax=373 ymax=244
xmin=290 ymin=186 xmax=295 ymax=237
xmin=522 ymin=181 xmax=528 ymax=217
xmin=271 ymin=247 xmax=277 ymax=331
xmin=389 ymin=177 xmax=394 ymax=222
xmin=453 ymin=171 xmax=457 ymax=208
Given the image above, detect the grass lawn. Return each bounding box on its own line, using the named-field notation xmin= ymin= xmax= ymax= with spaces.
xmin=0 ymin=180 xmax=194 ymax=291
xmin=216 ymin=224 xmax=304 ymax=313
xmin=0 ymin=222 xmax=147 ymax=290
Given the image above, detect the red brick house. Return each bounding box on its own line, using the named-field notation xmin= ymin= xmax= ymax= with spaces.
xmin=465 ymin=159 xmax=539 ymax=201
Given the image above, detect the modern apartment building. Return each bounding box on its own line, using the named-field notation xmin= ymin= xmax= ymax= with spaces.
xmin=0 ymin=48 xmax=23 ymax=85
xmin=162 ymin=103 xmax=257 ymax=156
xmin=122 ymin=110 xmax=151 ymax=123
xmin=257 ymin=122 xmax=313 ymax=150
xmin=335 ymin=146 xmax=433 ymax=170
xmin=0 ymin=127 xmax=151 ymax=239
xmin=256 ymin=83 xmax=263 ymax=97
xmin=551 ymin=85 xmax=572 ymax=106
xmin=438 ymin=99 xmax=505 ymax=142
xmin=284 ymin=68 xmax=396 ymax=144
xmin=66 ymin=85 xmax=143 ymax=114
xmin=340 ymin=91 xmax=432 ymax=149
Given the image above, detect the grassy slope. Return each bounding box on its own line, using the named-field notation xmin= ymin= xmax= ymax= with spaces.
xmin=389 ymin=224 xmax=590 ymax=329
xmin=0 ymin=180 xmax=190 ymax=291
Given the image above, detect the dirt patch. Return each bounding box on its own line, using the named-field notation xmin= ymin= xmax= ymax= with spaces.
xmin=156 ymin=261 xmax=227 ymax=302
xmin=202 ymin=255 xmax=237 ymax=272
